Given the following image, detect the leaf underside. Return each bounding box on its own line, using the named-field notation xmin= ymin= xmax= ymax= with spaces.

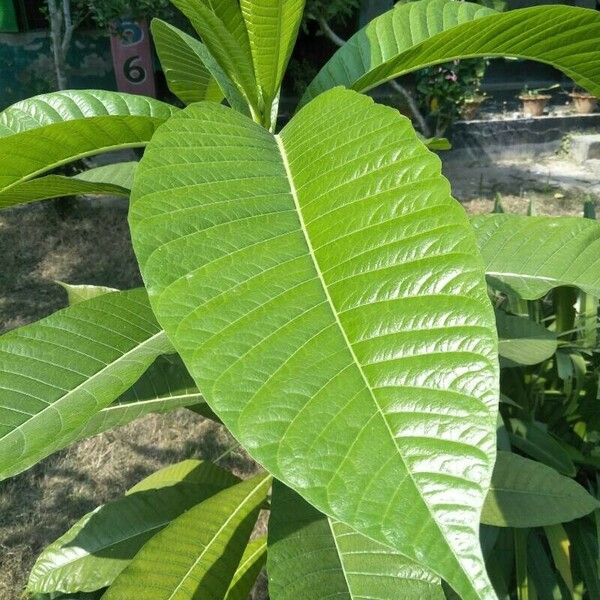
xmin=130 ymin=88 xmax=499 ymax=599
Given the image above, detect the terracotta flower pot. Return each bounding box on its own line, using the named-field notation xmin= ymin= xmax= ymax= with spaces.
xmin=569 ymin=93 xmax=598 ymax=115
xmin=460 ymin=98 xmax=486 ymax=120
xmin=519 ymin=95 xmax=551 ymax=117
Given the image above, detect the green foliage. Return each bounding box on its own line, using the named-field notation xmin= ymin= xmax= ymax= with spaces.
xmin=1 ymin=1 xmax=600 ymax=599
xmin=130 ymin=87 xmax=499 ymax=598
xmin=83 ymin=0 xmax=172 ymax=30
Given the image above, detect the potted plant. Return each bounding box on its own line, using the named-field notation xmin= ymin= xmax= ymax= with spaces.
xmin=518 ymin=84 xmax=559 ymax=117
xmin=460 ymin=91 xmax=487 ymax=120
xmin=568 ymin=87 xmax=598 ymax=114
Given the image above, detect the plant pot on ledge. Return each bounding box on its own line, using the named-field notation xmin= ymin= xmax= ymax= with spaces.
xmin=519 ymin=94 xmax=551 ymax=117
xmin=569 ymin=91 xmax=598 ymax=114
xmin=460 ymin=95 xmax=487 ymax=120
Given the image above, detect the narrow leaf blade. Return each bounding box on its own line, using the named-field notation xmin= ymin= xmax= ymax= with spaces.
xmin=28 ymin=460 xmax=239 ymax=594
xmin=103 ymin=473 xmax=271 ymax=600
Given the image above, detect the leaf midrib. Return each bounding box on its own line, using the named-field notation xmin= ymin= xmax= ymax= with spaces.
xmin=274 ymin=133 xmax=464 ymax=582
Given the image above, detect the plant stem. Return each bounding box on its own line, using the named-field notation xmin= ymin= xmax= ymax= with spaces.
xmin=316 ymin=14 xmax=430 ymax=136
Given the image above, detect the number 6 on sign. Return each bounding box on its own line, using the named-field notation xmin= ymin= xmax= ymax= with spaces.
xmin=109 ymin=19 xmax=156 ymax=97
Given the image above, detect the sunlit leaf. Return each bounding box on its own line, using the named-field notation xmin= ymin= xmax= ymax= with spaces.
xmin=130 ymin=88 xmax=499 ymax=599
xmin=0 ymin=289 xmax=172 ymax=480
xmin=28 ymin=461 xmax=238 ymax=594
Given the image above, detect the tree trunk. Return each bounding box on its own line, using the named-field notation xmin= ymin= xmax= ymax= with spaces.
xmin=46 ymin=0 xmax=70 ymax=89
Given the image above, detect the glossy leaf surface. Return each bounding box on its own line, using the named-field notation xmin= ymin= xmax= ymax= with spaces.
xmin=0 ymin=90 xmax=176 ymax=136
xmin=268 ymin=481 xmax=444 ymax=599
xmin=481 ymin=452 xmax=599 ymax=528
xmin=0 ymin=289 xmax=172 ymax=480
xmin=473 ymin=214 xmax=600 ymax=299
xmin=302 ymin=0 xmax=600 ymax=105
xmin=130 ymin=89 xmax=499 ymax=599
xmin=28 ymin=461 xmax=238 ymax=594
xmin=103 ymin=473 xmax=271 ymax=599
xmin=151 ymin=19 xmax=224 ymax=105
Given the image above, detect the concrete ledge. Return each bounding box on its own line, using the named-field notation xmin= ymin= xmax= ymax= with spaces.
xmin=449 ymin=114 xmax=600 ymax=162
xmin=571 ymin=135 xmax=600 ymax=164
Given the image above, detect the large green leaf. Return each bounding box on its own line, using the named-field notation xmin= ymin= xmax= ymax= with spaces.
xmin=78 ymin=354 xmax=208 ymax=439
xmin=301 ymin=0 xmax=600 ymax=106
xmin=224 ymin=537 xmax=267 ymax=600
xmin=0 ymin=175 xmax=129 ymax=209
xmin=240 ymin=0 xmax=305 ymax=116
xmin=151 ymin=19 xmax=224 ymax=106
xmin=102 ymin=473 xmax=271 ymax=599
xmin=130 ymin=89 xmax=499 ymax=599
xmin=268 ymin=481 xmax=444 ymax=599
xmin=0 ymin=289 xmax=172 ymax=480
xmin=474 ymin=214 xmax=600 ymax=300
xmin=28 ymin=460 xmax=239 ymax=594
xmin=481 ymin=452 xmax=599 ymax=528
xmin=495 ymin=311 xmax=557 ymax=367
xmin=171 ymin=0 xmax=259 ymax=116
xmin=0 ymin=90 xmax=176 ymax=136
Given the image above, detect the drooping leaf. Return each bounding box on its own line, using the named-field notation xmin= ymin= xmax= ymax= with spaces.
xmin=77 ymin=354 xmax=209 ymax=439
xmin=171 ymin=0 xmax=259 ymax=115
xmin=224 ymin=537 xmax=267 ymax=600
xmin=28 ymin=461 xmax=239 ymax=594
xmin=495 ymin=310 xmax=557 ymax=366
xmin=0 ymin=90 xmax=176 ymax=136
xmin=0 ymin=289 xmax=172 ymax=480
xmin=473 ymin=214 xmax=600 ymax=299
xmin=268 ymin=481 xmax=444 ymax=599
xmin=130 ymin=89 xmax=499 ymax=599
xmin=74 ymin=162 xmax=138 ymax=191
xmin=151 ymin=19 xmax=224 ymax=106
xmin=301 ymin=0 xmax=600 ymax=105
xmin=240 ymin=0 xmax=305 ymax=118
xmin=509 ymin=419 xmax=576 ymax=476
xmin=0 ymin=175 xmax=129 ymax=209
xmin=0 ymin=118 xmax=173 ymax=205
xmin=481 ymin=451 xmax=599 ymax=528
xmin=103 ymin=473 xmax=271 ymax=600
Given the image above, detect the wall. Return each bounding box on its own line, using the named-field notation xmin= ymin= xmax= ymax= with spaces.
xmin=0 ymin=29 xmax=116 ymax=108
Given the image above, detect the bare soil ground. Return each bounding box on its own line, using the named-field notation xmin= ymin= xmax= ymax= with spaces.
xmin=0 ymin=164 xmax=597 ymax=599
